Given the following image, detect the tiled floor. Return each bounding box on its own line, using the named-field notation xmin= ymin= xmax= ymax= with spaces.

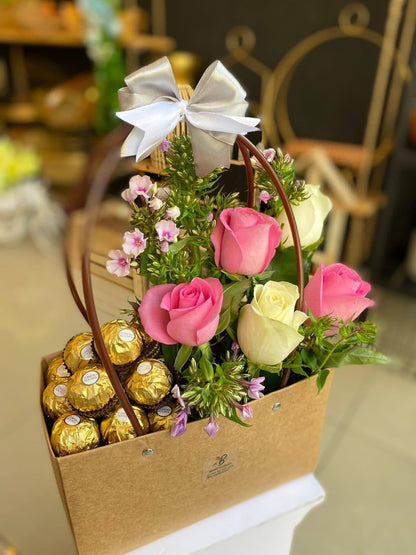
xmin=1 ymin=243 xmax=415 ymax=554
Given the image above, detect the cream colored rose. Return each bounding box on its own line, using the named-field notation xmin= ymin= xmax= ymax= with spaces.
xmin=237 ymin=281 xmax=307 ymax=366
xmin=278 ymin=184 xmax=332 ymax=247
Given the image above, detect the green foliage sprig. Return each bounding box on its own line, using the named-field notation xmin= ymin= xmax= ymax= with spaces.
xmin=284 ymin=313 xmax=389 ymax=391
xmin=254 ymin=149 xmax=309 ymax=217
xmin=128 ymin=135 xmax=239 ymax=284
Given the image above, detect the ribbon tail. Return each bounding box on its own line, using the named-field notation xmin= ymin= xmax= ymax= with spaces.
xmin=117 ymin=101 xmax=181 ymax=161
xmin=188 ymin=124 xmax=232 ymax=176
xmin=186 ymin=111 xmax=259 ymax=135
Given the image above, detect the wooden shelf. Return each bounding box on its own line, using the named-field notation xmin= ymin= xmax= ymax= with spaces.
xmin=0 ymin=25 xmax=175 ymax=53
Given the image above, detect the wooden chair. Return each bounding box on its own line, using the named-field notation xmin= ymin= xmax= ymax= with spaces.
xmin=224 ymin=1 xmax=416 ymax=265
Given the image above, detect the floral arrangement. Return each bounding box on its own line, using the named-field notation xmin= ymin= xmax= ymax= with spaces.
xmin=107 ymin=135 xmax=387 ymax=438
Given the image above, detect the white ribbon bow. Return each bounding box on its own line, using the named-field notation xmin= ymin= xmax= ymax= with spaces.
xmin=116 ymin=57 xmax=260 ymax=176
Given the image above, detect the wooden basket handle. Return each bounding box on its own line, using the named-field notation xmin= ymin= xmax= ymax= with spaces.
xmin=236 ymin=136 xmax=304 ymax=389
xmin=65 ymin=133 xmax=304 ymax=435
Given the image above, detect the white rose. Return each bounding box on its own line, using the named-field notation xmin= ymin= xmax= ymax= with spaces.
xmin=237 ymin=281 xmax=307 ymax=366
xmin=277 ymin=184 xmax=332 ymax=247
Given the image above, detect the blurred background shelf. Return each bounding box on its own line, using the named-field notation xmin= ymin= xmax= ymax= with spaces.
xmin=0 ymin=25 xmax=175 ymax=53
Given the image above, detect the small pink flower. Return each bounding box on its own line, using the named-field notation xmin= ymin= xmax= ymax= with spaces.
xmin=155 ymin=187 xmax=171 ymax=201
xmin=171 ymin=410 xmax=188 ymax=437
xmin=155 ymin=220 xmax=179 ymax=243
xmin=160 ymin=139 xmax=172 ymax=153
xmin=165 ymin=206 xmax=180 ymax=220
xmin=149 ymin=197 xmax=163 ymax=212
xmin=122 ymin=229 xmax=147 ymax=256
xmin=207 ymin=212 xmax=214 ymax=222
xmin=171 ymin=385 xmax=190 ymax=413
xmin=160 ymin=240 xmax=170 ymax=253
xmin=204 ymin=415 xmax=220 ymax=437
xmin=259 ymin=190 xmax=273 ymax=204
xmin=252 ymin=148 xmax=276 ymax=167
xmin=247 ymin=377 xmax=265 ymax=400
xmin=106 ymin=250 xmax=130 ymax=277
xmin=129 ymin=175 xmax=154 ymax=200
xmin=121 ymin=188 xmax=136 ymax=203
xmin=234 ymin=402 xmax=253 ymax=420
xmin=231 ymin=341 xmax=240 ymax=358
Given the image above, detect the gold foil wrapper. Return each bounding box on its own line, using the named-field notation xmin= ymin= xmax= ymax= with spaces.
xmin=100 ymin=405 xmax=149 ymax=444
xmin=126 ymin=359 xmax=173 ymax=407
xmin=45 ymin=355 xmax=71 ymax=384
xmin=67 ymin=364 xmax=116 ymax=415
xmin=99 ymin=320 xmax=143 ymax=367
xmin=148 ymin=399 xmax=180 ymax=432
xmin=42 ymin=379 xmax=72 ymax=420
xmin=63 ymin=332 xmax=96 ymax=372
xmin=51 ymin=413 xmax=100 ymax=456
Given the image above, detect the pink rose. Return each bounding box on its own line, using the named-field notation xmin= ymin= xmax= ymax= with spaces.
xmin=138 ymin=277 xmax=223 ymax=346
xmin=211 ymin=207 xmax=282 ymax=275
xmin=304 ymin=263 xmax=375 ymax=324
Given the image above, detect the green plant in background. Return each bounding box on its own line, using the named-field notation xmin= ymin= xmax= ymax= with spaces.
xmin=0 ymin=137 xmax=41 ymax=192
xmin=77 ymin=0 xmax=126 ymax=133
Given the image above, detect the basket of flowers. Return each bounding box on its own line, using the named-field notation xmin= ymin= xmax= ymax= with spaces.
xmin=40 ymin=57 xmax=387 ymax=555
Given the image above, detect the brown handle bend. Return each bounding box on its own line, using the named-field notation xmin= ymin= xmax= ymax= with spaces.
xmin=236 ymin=135 xmax=304 ymax=388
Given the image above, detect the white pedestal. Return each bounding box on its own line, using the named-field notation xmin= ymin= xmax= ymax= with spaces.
xmin=129 ymin=473 xmax=325 ymax=555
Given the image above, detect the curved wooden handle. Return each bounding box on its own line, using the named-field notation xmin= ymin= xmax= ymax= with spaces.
xmin=236 ymin=135 xmax=304 ymax=388
xmin=65 ymin=126 xmax=144 ymax=436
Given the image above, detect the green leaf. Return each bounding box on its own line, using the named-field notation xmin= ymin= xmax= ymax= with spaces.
xmin=216 ymin=306 xmax=231 ymax=335
xmin=301 ymin=349 xmax=318 ymax=370
xmin=161 ymin=344 xmax=178 ymax=367
xmin=222 ymin=278 xmax=250 ymax=317
xmin=316 ymin=369 xmax=330 ymax=392
xmin=169 ymin=238 xmax=191 ymax=254
xmin=199 ymin=355 xmax=214 ymax=380
xmin=226 ymin=407 xmax=252 ymax=428
xmin=140 ymin=253 xmax=149 ymax=276
xmin=265 ymin=246 xmax=312 ymax=286
xmin=174 ymin=345 xmax=194 ymax=372
xmin=326 ymin=347 xmax=390 ymax=368
xmin=247 ymin=360 xmax=283 ymax=374
xmin=290 ymin=365 xmax=309 ymax=377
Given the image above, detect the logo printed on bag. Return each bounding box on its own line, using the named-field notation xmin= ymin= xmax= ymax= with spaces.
xmin=137 ymin=361 xmax=152 ymax=375
xmin=57 ymin=365 xmax=69 ymax=377
xmin=80 ymin=345 xmax=94 ymax=360
xmin=118 ymin=329 xmax=135 ymax=342
xmin=65 ymin=414 xmax=81 ymax=426
xmin=157 ymin=405 xmax=172 ymax=417
xmin=116 ymin=408 xmax=130 ymax=422
xmin=82 ymin=371 xmax=99 ymax=385
xmin=54 ymin=384 xmax=68 ymax=397
xmin=203 ymin=448 xmax=238 ymax=482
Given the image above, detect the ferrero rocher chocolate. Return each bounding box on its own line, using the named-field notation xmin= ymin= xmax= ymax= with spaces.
xmin=51 ymin=413 xmax=100 ymax=456
xmin=125 ymin=359 xmax=173 ymax=407
xmin=42 ymin=379 xmax=72 ymax=420
xmin=63 ymin=332 xmax=96 ymax=372
xmin=99 ymin=319 xmax=143 ymax=367
xmin=67 ymin=364 xmax=116 ymax=417
xmin=45 ymin=355 xmax=71 ymax=384
xmin=100 ymin=405 xmax=149 ymax=444
xmin=148 ymin=399 xmax=180 ymax=432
